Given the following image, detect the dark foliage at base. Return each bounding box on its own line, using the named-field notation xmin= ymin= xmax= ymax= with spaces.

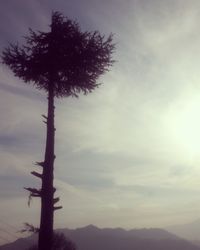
xmin=27 ymin=233 xmax=76 ymax=250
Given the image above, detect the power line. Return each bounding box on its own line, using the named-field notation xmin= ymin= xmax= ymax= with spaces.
xmin=0 ymin=218 xmax=19 ymax=231
xmin=0 ymin=228 xmax=19 ymax=240
xmin=0 ymin=219 xmax=36 ymax=248
xmin=0 ymin=229 xmax=33 ymax=248
xmin=0 ymin=219 xmax=23 ymax=245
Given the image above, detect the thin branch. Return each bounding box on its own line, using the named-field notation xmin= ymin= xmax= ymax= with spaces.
xmin=31 ymin=171 xmax=43 ymax=179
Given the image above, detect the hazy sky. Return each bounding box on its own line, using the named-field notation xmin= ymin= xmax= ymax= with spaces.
xmin=1 ymin=0 xmax=200 ymax=244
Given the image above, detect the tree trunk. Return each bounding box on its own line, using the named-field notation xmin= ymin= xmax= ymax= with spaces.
xmin=38 ymin=83 xmax=55 ymax=250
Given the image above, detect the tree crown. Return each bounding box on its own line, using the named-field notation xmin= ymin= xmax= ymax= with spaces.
xmin=2 ymin=12 xmax=115 ymax=97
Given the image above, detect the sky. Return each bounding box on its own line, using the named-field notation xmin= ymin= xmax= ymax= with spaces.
xmin=1 ymin=0 xmax=200 ymax=244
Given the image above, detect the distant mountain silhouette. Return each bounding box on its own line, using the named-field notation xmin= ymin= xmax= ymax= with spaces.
xmin=1 ymin=225 xmax=200 ymax=250
xmin=166 ymin=219 xmax=200 ymax=241
xmin=0 ymin=237 xmax=33 ymax=250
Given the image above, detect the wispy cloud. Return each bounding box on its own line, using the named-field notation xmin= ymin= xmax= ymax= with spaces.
xmin=1 ymin=0 xmax=200 ymax=232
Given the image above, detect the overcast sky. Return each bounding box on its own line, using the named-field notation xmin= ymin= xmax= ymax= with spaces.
xmin=1 ymin=0 xmax=200 ymax=244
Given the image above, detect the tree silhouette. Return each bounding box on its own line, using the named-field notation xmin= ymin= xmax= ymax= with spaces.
xmin=2 ymin=11 xmax=114 ymax=250
xmin=28 ymin=232 xmax=76 ymax=250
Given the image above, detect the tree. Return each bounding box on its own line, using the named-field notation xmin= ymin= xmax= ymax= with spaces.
xmin=2 ymin=11 xmax=115 ymax=250
xmin=28 ymin=232 xmax=76 ymax=250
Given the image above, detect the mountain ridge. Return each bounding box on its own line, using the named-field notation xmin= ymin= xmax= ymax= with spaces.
xmin=0 ymin=224 xmax=199 ymax=250
xmin=166 ymin=219 xmax=200 ymax=241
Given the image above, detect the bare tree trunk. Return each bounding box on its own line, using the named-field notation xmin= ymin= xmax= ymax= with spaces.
xmin=38 ymin=83 xmax=55 ymax=250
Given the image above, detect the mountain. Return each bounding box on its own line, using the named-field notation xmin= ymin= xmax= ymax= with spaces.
xmin=60 ymin=224 xmax=180 ymax=241
xmin=0 ymin=237 xmax=34 ymax=250
xmin=166 ymin=219 xmax=200 ymax=241
xmin=1 ymin=225 xmax=200 ymax=250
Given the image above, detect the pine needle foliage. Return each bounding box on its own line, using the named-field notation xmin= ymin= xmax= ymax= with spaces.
xmin=2 ymin=12 xmax=115 ymax=97
xmin=1 ymin=11 xmax=115 ymax=250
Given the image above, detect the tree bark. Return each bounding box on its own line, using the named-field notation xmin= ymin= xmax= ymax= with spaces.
xmin=38 ymin=83 xmax=55 ymax=250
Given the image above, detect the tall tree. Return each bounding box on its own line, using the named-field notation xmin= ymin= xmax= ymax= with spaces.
xmin=2 ymin=11 xmax=114 ymax=250
xmin=28 ymin=232 xmax=76 ymax=250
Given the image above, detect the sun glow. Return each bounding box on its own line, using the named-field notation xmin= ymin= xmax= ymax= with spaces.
xmin=165 ymin=93 xmax=200 ymax=158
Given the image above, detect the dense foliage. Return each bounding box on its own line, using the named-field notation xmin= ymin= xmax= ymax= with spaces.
xmin=2 ymin=11 xmax=115 ymax=250
xmin=2 ymin=12 xmax=115 ymax=97
xmin=28 ymin=233 xmax=76 ymax=250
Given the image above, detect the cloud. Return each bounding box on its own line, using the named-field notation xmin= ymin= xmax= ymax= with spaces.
xmin=2 ymin=0 xmax=200 ymax=231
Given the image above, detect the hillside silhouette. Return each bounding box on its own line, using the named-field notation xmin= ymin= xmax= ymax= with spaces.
xmin=1 ymin=225 xmax=200 ymax=250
